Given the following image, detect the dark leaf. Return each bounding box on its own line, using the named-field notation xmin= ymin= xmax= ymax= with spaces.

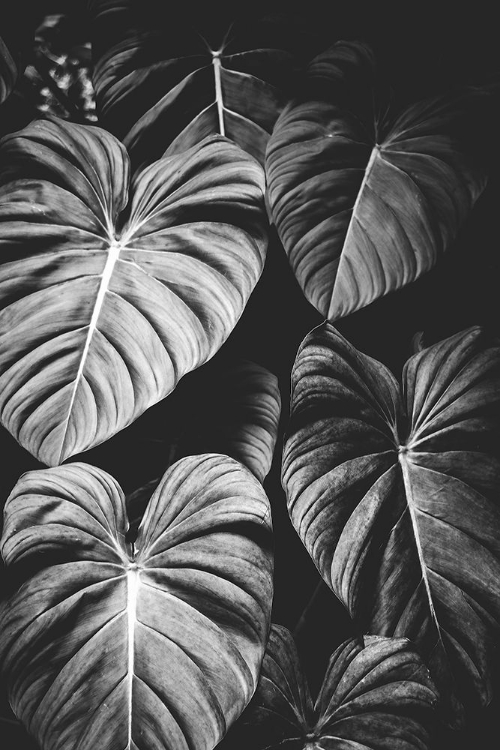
xmin=224 ymin=624 xmax=438 ymax=749
xmin=90 ymin=1 xmax=300 ymax=167
xmin=0 ymin=118 xmax=267 ymax=465
xmin=0 ymin=455 xmax=273 ymax=750
xmin=282 ymin=323 xmax=500 ymax=723
xmin=266 ymin=41 xmax=487 ymax=320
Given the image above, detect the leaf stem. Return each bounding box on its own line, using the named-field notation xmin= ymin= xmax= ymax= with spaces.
xmin=293 ymin=579 xmax=324 ymax=639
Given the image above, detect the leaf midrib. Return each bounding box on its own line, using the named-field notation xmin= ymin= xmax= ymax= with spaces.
xmin=57 ymin=241 xmax=122 ymax=464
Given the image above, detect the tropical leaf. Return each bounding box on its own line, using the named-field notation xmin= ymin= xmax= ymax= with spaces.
xmin=266 ymin=41 xmax=488 ymax=320
xmin=0 ymin=34 xmax=18 ymax=104
xmin=223 ymin=625 xmax=438 ymax=749
xmin=282 ymin=323 xmax=500 ymax=724
xmin=0 ymin=454 xmax=273 ymax=750
xmin=90 ymin=1 xmax=299 ymax=167
xmin=0 ymin=117 xmax=267 ymax=466
xmin=126 ymin=359 xmax=281 ymax=535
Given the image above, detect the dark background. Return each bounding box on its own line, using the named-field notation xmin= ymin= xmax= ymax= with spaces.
xmin=1 ymin=1 xmax=499 ymax=748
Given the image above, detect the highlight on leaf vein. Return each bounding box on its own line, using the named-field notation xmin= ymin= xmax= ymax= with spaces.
xmin=0 ymin=117 xmax=268 ymax=466
xmin=0 ymin=454 xmax=274 ymax=750
xmin=283 ymin=322 xmax=500 ymax=724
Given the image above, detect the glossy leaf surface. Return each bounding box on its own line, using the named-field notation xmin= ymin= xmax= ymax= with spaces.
xmin=90 ymin=1 xmax=297 ymax=167
xmin=266 ymin=41 xmax=487 ymax=320
xmin=0 ymin=455 xmax=273 ymax=750
xmin=0 ymin=118 xmax=267 ymax=465
xmin=282 ymin=323 xmax=500 ymax=723
xmin=225 ymin=625 xmax=438 ymax=749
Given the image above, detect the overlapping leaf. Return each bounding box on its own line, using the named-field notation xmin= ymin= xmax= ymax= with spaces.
xmin=90 ymin=1 xmax=298 ymax=167
xmin=0 ymin=34 xmax=18 ymax=104
xmin=126 ymin=359 xmax=281 ymax=534
xmin=0 ymin=454 xmax=273 ymax=750
xmin=266 ymin=41 xmax=488 ymax=320
xmin=282 ymin=323 xmax=500 ymax=723
xmin=224 ymin=625 xmax=438 ymax=749
xmin=0 ymin=117 xmax=267 ymax=466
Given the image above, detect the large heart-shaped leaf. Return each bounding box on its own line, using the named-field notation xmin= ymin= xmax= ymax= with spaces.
xmin=223 ymin=625 xmax=438 ymax=749
xmin=90 ymin=1 xmax=298 ymax=167
xmin=0 ymin=117 xmax=267 ymax=466
xmin=126 ymin=358 xmax=281 ymax=535
xmin=282 ymin=323 xmax=500 ymax=723
xmin=0 ymin=454 xmax=273 ymax=750
xmin=266 ymin=41 xmax=488 ymax=320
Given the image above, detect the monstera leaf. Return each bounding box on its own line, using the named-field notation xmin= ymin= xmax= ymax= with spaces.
xmin=126 ymin=359 xmax=281 ymax=535
xmin=90 ymin=1 xmax=298 ymax=167
xmin=0 ymin=455 xmax=273 ymax=750
xmin=223 ymin=625 xmax=438 ymax=749
xmin=0 ymin=118 xmax=267 ymax=466
xmin=282 ymin=323 xmax=500 ymax=724
xmin=266 ymin=41 xmax=487 ymax=320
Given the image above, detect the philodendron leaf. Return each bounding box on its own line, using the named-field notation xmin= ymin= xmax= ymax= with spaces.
xmin=0 ymin=454 xmax=273 ymax=750
xmin=0 ymin=117 xmax=267 ymax=466
xmin=90 ymin=1 xmax=297 ymax=167
xmin=266 ymin=41 xmax=487 ymax=320
xmin=126 ymin=359 xmax=281 ymax=536
xmin=0 ymin=34 xmax=18 ymax=104
xmin=282 ymin=323 xmax=500 ymax=724
xmin=223 ymin=625 xmax=438 ymax=749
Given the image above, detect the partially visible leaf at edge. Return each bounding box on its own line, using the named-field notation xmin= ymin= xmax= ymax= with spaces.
xmin=0 ymin=454 xmax=273 ymax=750
xmin=222 ymin=624 xmax=438 ymax=749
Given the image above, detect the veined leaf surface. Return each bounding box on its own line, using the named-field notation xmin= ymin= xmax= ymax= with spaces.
xmin=0 ymin=454 xmax=273 ymax=750
xmin=266 ymin=41 xmax=487 ymax=320
xmin=90 ymin=1 xmax=297 ymax=167
xmin=0 ymin=118 xmax=267 ymax=465
xmin=0 ymin=34 xmax=18 ymax=104
xmin=224 ymin=625 xmax=438 ymax=749
xmin=282 ymin=324 xmax=500 ymax=723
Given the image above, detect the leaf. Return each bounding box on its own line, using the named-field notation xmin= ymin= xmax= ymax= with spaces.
xmin=223 ymin=625 xmax=438 ymax=749
xmin=266 ymin=41 xmax=488 ymax=320
xmin=126 ymin=359 xmax=281 ymax=535
xmin=0 ymin=454 xmax=273 ymax=750
xmin=282 ymin=323 xmax=500 ymax=724
xmin=90 ymin=2 xmax=298 ymax=167
xmin=0 ymin=118 xmax=267 ymax=466
xmin=0 ymin=34 xmax=18 ymax=104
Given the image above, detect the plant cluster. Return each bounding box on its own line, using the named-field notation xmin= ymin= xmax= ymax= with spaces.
xmin=0 ymin=3 xmax=499 ymax=750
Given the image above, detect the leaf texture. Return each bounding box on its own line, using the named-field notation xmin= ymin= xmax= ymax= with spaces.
xmin=126 ymin=359 xmax=281 ymax=534
xmin=0 ymin=118 xmax=267 ymax=465
xmin=266 ymin=41 xmax=488 ymax=320
xmin=0 ymin=34 xmax=18 ymax=104
xmin=0 ymin=454 xmax=273 ymax=750
xmin=282 ymin=323 xmax=500 ymax=723
xmin=90 ymin=1 xmax=297 ymax=167
xmin=224 ymin=625 xmax=438 ymax=749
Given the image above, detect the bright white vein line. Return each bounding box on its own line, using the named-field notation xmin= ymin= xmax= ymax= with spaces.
xmin=58 ymin=241 xmax=122 ymax=459
xmin=212 ymin=50 xmax=225 ymax=136
xmin=127 ymin=564 xmax=139 ymax=749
